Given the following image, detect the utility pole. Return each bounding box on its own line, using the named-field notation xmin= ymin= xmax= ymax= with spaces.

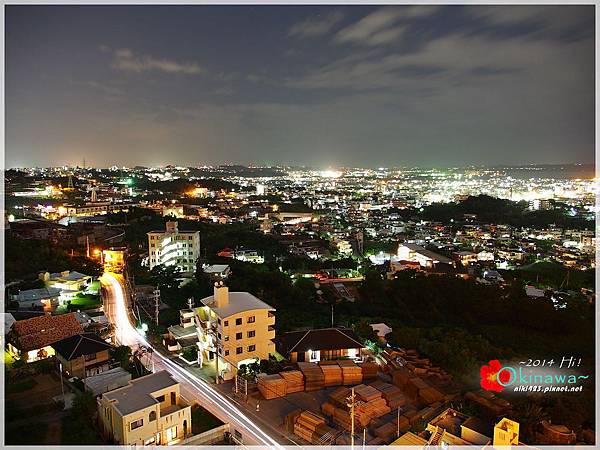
xmin=346 ymin=387 xmax=356 ymax=449
xmin=331 ymin=303 xmax=334 ymax=327
xmin=59 ymin=362 xmax=66 ymax=407
xmin=153 ymin=289 xmax=160 ymax=325
xmin=214 ymin=325 xmax=220 ymax=384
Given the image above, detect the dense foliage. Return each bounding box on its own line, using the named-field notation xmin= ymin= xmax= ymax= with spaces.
xmin=5 ymin=236 xmax=103 ymax=283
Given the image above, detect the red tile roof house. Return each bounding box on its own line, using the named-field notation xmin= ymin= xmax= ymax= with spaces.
xmin=7 ymin=313 xmax=84 ymax=362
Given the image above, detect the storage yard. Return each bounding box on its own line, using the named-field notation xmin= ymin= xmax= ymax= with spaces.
xmin=249 ymin=349 xmax=469 ymax=446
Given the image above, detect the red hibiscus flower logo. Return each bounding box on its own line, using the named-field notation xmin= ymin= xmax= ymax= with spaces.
xmin=480 ymin=359 xmax=511 ymax=392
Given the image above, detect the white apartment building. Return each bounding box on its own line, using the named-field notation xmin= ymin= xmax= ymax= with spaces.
xmin=147 ymin=222 xmax=200 ymax=273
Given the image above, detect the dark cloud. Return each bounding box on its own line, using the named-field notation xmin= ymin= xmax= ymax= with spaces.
xmin=5 ymin=5 xmax=594 ymax=168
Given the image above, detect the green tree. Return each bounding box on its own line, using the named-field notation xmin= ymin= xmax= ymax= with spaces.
xmin=111 ymin=345 xmax=132 ymax=370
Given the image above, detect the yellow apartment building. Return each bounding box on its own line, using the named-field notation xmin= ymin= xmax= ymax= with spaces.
xmin=98 ymin=370 xmax=192 ymax=446
xmin=195 ymin=281 xmax=275 ymax=381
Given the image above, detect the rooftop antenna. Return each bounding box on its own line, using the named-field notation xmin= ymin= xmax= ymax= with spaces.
xmin=67 ymin=174 xmax=74 ymax=189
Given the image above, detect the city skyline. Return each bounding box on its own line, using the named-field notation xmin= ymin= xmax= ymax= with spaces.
xmin=6 ymin=5 xmax=595 ymax=168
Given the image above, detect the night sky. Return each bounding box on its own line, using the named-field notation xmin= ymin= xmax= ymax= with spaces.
xmin=5 ymin=5 xmax=595 ymax=168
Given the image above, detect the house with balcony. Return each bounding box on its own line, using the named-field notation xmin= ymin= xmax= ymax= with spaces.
xmin=195 ymin=281 xmax=275 ymax=381
xmin=165 ymin=308 xmax=198 ymax=352
xmin=98 ymin=370 xmax=192 ymax=446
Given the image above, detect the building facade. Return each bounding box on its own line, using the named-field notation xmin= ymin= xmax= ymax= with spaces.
xmin=147 ymin=221 xmax=200 ymax=273
xmin=98 ymin=371 xmax=192 ymax=446
xmin=195 ymin=282 xmax=275 ymax=381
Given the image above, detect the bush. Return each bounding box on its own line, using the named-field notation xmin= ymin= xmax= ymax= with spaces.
xmin=181 ymin=346 xmax=198 ymax=363
xmin=6 ymin=378 xmax=37 ymax=394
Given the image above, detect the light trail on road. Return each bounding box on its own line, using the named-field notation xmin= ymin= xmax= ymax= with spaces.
xmin=101 ymin=272 xmax=286 ymax=448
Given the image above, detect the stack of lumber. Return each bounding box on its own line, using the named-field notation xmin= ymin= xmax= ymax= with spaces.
xmin=405 ymin=376 xmax=428 ymax=400
xmin=292 ymin=411 xmax=336 ymax=444
xmin=328 ymin=386 xmax=351 ymax=408
xmin=355 ymin=397 xmax=391 ymax=423
xmin=332 ymin=406 xmax=371 ymax=430
xmin=284 ymin=409 xmax=302 ymax=433
xmin=258 ymin=374 xmax=286 ymax=399
xmin=280 ymin=370 xmax=305 ymax=393
xmin=297 ymin=362 xmax=325 ymax=392
xmin=320 ymin=361 xmax=343 ymax=386
xmin=374 ymin=422 xmax=397 ymax=441
xmin=369 ymin=380 xmax=407 ymax=409
xmin=360 ymin=362 xmax=379 ymax=381
xmin=354 ymin=384 xmax=382 ymax=402
xmin=339 ymin=360 xmax=363 ymax=385
xmin=465 ymin=390 xmax=512 ymax=417
xmin=396 ymin=415 xmax=410 ymax=433
xmin=391 ymin=366 xmax=414 ymax=389
xmin=368 ymin=437 xmax=385 ymax=446
xmin=418 ymin=386 xmax=444 ymax=405
xmin=321 ymin=401 xmax=336 ymax=417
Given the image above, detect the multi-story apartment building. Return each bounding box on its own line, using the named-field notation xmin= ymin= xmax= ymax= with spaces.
xmin=98 ymin=371 xmax=192 ymax=446
xmin=147 ymin=221 xmax=200 ymax=273
xmin=195 ymin=282 xmax=275 ymax=381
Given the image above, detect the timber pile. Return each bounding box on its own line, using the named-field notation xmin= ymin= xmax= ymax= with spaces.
xmin=354 ymin=384 xmax=382 ymax=402
xmin=280 ymin=370 xmax=305 ymax=393
xmin=328 ymin=386 xmax=351 ymax=408
xmin=284 ymin=409 xmax=302 ymax=433
xmin=355 ymin=397 xmax=391 ymax=422
xmin=331 ymin=406 xmax=371 ymax=430
xmin=297 ymin=362 xmax=325 ymax=392
xmin=324 ymin=385 xmax=391 ymax=430
xmin=321 ymin=401 xmax=336 ymax=417
xmin=418 ymin=386 xmax=444 ymax=405
xmin=360 ymin=362 xmax=379 ymax=381
xmin=369 ymin=380 xmax=406 ymax=409
xmin=374 ymin=422 xmax=397 ymax=441
xmin=465 ymin=390 xmax=512 ymax=417
xmin=258 ymin=374 xmax=286 ymax=399
xmin=291 ymin=411 xmax=336 ymax=444
xmin=320 ymin=362 xmax=343 ymax=386
xmin=338 ymin=360 xmax=362 ymax=385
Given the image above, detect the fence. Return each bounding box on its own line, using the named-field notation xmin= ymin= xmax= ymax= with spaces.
xmin=176 ymin=423 xmax=230 ymax=446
